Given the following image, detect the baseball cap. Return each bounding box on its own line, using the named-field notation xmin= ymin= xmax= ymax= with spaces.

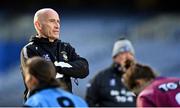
xmin=112 ymin=38 xmax=135 ymax=57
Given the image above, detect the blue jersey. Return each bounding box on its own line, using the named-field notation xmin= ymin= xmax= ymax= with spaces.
xmin=24 ymin=87 xmax=88 ymax=107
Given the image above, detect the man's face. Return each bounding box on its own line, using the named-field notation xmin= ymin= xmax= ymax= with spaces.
xmin=38 ymin=10 xmax=60 ymax=40
xmin=113 ymin=52 xmax=135 ymax=68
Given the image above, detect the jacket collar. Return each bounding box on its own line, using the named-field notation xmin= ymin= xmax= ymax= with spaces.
xmin=29 ymin=36 xmax=59 ymax=46
xmin=111 ymin=63 xmax=124 ymax=77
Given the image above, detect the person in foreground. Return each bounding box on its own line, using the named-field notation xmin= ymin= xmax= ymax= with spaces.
xmin=85 ymin=38 xmax=136 ymax=107
xmin=123 ymin=63 xmax=180 ymax=107
xmin=23 ymin=56 xmax=88 ymax=107
xmin=20 ymin=8 xmax=89 ymax=100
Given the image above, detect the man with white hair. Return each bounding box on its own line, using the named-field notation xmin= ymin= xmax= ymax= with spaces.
xmin=85 ymin=38 xmax=136 ymax=107
xmin=20 ymin=8 xmax=89 ymax=101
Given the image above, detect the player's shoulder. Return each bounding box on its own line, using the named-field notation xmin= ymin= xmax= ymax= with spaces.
xmin=25 ymin=92 xmax=43 ymax=106
xmin=23 ymin=41 xmax=36 ymax=48
xmin=95 ymin=66 xmax=112 ymax=78
xmin=59 ymin=41 xmax=76 ymax=52
xmin=60 ymin=41 xmax=72 ymax=48
xmin=21 ymin=41 xmax=35 ymax=52
xmin=57 ymin=88 xmax=87 ymax=106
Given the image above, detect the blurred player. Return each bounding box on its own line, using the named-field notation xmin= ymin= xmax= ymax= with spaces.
xmin=85 ymin=38 xmax=136 ymax=107
xmin=23 ymin=56 xmax=88 ymax=107
xmin=123 ymin=63 xmax=180 ymax=107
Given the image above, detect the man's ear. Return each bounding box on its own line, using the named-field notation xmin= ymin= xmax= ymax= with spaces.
xmin=31 ymin=75 xmax=39 ymax=86
xmin=135 ymin=79 xmax=145 ymax=87
xmin=35 ymin=21 xmax=42 ymax=31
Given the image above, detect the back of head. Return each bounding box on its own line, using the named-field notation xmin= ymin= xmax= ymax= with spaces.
xmin=26 ymin=56 xmax=58 ymax=85
xmin=123 ymin=63 xmax=156 ymax=92
xmin=112 ymin=38 xmax=135 ymax=57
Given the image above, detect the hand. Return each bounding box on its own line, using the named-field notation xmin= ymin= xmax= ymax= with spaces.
xmin=54 ymin=61 xmax=73 ymax=78
xmin=56 ymin=73 xmax=64 ymax=78
xmin=124 ymin=59 xmax=135 ymax=70
xmin=121 ymin=59 xmax=135 ymax=72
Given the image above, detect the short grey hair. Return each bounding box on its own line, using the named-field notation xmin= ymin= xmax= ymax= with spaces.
xmin=33 ymin=8 xmax=56 ymax=33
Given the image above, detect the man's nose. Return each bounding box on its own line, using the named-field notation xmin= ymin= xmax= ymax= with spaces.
xmin=55 ymin=22 xmax=60 ymax=29
xmin=127 ymin=55 xmax=134 ymax=61
xmin=55 ymin=26 xmax=59 ymax=29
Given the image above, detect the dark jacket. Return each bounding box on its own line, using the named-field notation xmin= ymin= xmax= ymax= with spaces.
xmin=20 ymin=36 xmax=89 ymax=100
xmin=85 ymin=64 xmax=136 ymax=107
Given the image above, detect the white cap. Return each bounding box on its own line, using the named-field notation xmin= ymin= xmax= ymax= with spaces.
xmin=112 ymin=39 xmax=135 ymax=57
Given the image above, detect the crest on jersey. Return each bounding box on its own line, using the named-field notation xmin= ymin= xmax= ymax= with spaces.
xmin=43 ymin=54 xmax=51 ymax=61
xmin=61 ymin=51 xmax=68 ymax=61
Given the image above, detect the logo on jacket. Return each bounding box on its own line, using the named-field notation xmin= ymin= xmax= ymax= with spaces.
xmin=110 ymin=78 xmax=116 ymax=86
xmin=43 ymin=54 xmax=51 ymax=61
xmin=110 ymin=89 xmax=135 ymax=103
xmin=61 ymin=51 xmax=68 ymax=61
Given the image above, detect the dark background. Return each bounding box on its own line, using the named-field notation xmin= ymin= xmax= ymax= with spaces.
xmin=1 ymin=0 xmax=180 ymax=14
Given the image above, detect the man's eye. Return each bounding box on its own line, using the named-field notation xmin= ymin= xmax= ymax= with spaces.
xmin=49 ymin=19 xmax=55 ymax=22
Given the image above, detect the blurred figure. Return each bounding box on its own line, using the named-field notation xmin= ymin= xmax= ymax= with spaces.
xmin=85 ymin=38 xmax=136 ymax=107
xmin=123 ymin=63 xmax=180 ymax=107
xmin=20 ymin=8 xmax=89 ymax=100
xmin=23 ymin=57 xmax=88 ymax=107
